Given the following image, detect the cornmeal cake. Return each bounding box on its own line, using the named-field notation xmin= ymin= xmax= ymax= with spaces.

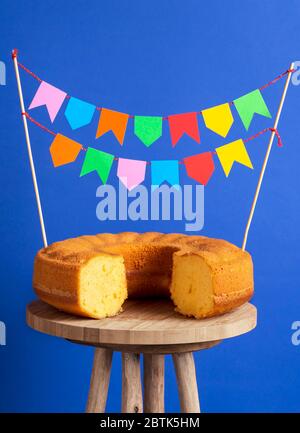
xmin=33 ymin=232 xmax=254 ymax=319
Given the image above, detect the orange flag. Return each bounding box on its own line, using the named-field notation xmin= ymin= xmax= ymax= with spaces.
xmin=50 ymin=134 xmax=83 ymax=167
xmin=96 ymin=108 xmax=129 ymax=145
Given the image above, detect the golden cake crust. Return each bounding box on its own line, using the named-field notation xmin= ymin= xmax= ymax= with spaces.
xmin=33 ymin=232 xmax=254 ymax=319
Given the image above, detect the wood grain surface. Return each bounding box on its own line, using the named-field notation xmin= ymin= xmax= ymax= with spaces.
xmin=26 ymin=299 xmax=257 ymax=346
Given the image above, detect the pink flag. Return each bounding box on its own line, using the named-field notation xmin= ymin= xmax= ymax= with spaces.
xmin=117 ymin=158 xmax=147 ymax=191
xmin=29 ymin=81 xmax=67 ymax=122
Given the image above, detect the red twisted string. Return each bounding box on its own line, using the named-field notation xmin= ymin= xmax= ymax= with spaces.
xmin=259 ymin=69 xmax=295 ymax=91
xmin=18 ymin=62 xmax=43 ymax=83
xmin=17 ymin=61 xmax=295 ymax=120
xmin=22 ymin=112 xmax=88 ymax=151
xmin=22 ymin=112 xmax=56 ymax=136
xmin=270 ymin=128 xmax=283 ymax=147
xmin=244 ymin=127 xmax=283 ymax=147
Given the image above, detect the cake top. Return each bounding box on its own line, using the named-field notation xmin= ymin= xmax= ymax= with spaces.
xmin=37 ymin=232 xmax=251 ymax=267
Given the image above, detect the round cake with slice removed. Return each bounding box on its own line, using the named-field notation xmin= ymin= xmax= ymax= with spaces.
xmin=33 ymin=232 xmax=254 ymax=319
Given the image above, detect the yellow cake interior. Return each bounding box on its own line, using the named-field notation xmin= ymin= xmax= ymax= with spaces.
xmin=170 ymin=254 xmax=214 ymax=318
xmin=79 ymin=255 xmax=127 ymax=318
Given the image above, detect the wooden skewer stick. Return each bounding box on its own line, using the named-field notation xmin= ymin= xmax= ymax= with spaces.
xmin=12 ymin=49 xmax=48 ymax=247
xmin=242 ymin=62 xmax=294 ymax=251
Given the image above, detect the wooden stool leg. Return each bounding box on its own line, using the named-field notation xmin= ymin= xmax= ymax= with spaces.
xmin=143 ymin=354 xmax=165 ymax=413
xmin=122 ymin=353 xmax=143 ymax=413
xmin=172 ymin=352 xmax=200 ymax=413
xmin=86 ymin=348 xmax=113 ymax=413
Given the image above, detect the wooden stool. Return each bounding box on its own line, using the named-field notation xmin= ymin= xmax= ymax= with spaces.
xmin=26 ymin=299 xmax=257 ymax=413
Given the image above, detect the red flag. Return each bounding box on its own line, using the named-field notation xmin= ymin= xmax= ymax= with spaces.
xmin=168 ymin=112 xmax=200 ymax=147
xmin=183 ymin=152 xmax=215 ymax=186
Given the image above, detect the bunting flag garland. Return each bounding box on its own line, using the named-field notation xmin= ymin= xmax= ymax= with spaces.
xmin=134 ymin=116 xmax=163 ymax=147
xmin=29 ymin=81 xmax=67 ymax=122
xmin=215 ymin=139 xmax=253 ymax=177
xmin=24 ymin=61 xmax=293 ymax=147
xmin=19 ymin=58 xmax=289 ymax=189
xmin=151 ymin=160 xmax=179 ymax=189
xmin=183 ymin=152 xmax=215 ymax=186
xmin=26 ymin=111 xmax=283 ymax=188
xmin=117 ymin=158 xmax=147 ymax=191
xmin=49 ymin=133 xmax=83 ymax=167
xmin=96 ymin=108 xmax=129 ymax=145
xmin=202 ymin=103 xmax=233 ymax=138
xmin=234 ymin=89 xmax=271 ymax=130
xmin=80 ymin=147 xmax=114 ymax=183
xmin=65 ymin=97 xmax=96 ymax=130
xmin=168 ymin=112 xmax=200 ymax=147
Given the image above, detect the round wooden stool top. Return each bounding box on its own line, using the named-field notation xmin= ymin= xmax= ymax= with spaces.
xmin=26 ymin=299 xmax=257 ymax=352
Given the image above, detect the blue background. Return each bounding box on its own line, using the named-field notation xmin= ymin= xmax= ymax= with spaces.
xmin=1 ymin=0 xmax=300 ymax=413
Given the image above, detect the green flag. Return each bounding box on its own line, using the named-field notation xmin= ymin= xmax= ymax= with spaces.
xmin=80 ymin=147 xmax=114 ymax=183
xmin=234 ymin=89 xmax=271 ymax=130
xmin=134 ymin=116 xmax=162 ymax=147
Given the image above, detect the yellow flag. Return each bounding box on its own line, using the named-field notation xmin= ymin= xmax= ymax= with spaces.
xmin=216 ymin=139 xmax=253 ymax=177
xmin=202 ymin=103 xmax=233 ymax=137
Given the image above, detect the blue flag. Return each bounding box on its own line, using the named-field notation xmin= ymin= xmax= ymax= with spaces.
xmin=151 ymin=160 xmax=179 ymax=189
xmin=65 ymin=97 xmax=96 ymax=130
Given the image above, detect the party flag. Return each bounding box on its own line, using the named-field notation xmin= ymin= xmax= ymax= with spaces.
xmin=29 ymin=81 xmax=67 ymax=122
xmin=117 ymin=158 xmax=147 ymax=191
xmin=134 ymin=116 xmax=162 ymax=147
xmin=49 ymin=133 xmax=82 ymax=167
xmin=168 ymin=112 xmax=200 ymax=147
xmin=216 ymin=139 xmax=253 ymax=177
xmin=80 ymin=147 xmax=114 ymax=183
xmin=96 ymin=108 xmax=129 ymax=145
xmin=151 ymin=160 xmax=179 ymax=189
xmin=65 ymin=97 xmax=96 ymax=130
xmin=234 ymin=89 xmax=271 ymax=130
xmin=202 ymin=103 xmax=233 ymax=137
xmin=183 ymin=152 xmax=215 ymax=186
